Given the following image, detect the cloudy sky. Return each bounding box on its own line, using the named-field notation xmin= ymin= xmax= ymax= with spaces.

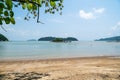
xmin=0 ymin=0 xmax=120 ymax=41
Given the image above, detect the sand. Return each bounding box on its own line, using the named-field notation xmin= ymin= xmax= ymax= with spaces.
xmin=0 ymin=56 xmax=120 ymax=80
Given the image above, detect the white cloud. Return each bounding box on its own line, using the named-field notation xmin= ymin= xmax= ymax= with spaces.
xmin=107 ymin=21 xmax=120 ymax=36
xmin=79 ymin=10 xmax=95 ymax=19
xmin=15 ymin=17 xmax=22 ymax=20
xmin=106 ymin=33 xmax=112 ymax=36
xmin=79 ymin=8 xmax=105 ymax=20
xmin=93 ymin=8 xmax=105 ymax=14
xmin=49 ymin=19 xmax=64 ymax=23
xmin=3 ymin=26 xmax=42 ymax=40
xmin=111 ymin=21 xmax=120 ymax=31
xmin=7 ymin=27 xmax=15 ymax=32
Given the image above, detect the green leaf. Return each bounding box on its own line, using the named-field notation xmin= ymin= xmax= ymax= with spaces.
xmin=4 ymin=17 xmax=10 ymax=24
xmin=10 ymin=17 xmax=15 ymax=24
xmin=42 ymin=0 xmax=45 ymax=4
xmin=5 ymin=0 xmax=13 ymax=10
xmin=50 ymin=0 xmax=56 ymax=7
xmin=10 ymin=11 xmax=14 ymax=17
xmin=52 ymin=11 xmax=55 ymax=14
xmin=32 ymin=5 xmax=37 ymax=10
xmin=58 ymin=3 xmax=62 ymax=7
xmin=0 ymin=8 xmax=3 ymax=14
xmin=60 ymin=0 xmax=63 ymax=3
xmin=60 ymin=7 xmax=62 ymax=10
xmin=4 ymin=11 xmax=9 ymax=16
xmin=27 ymin=3 xmax=33 ymax=11
xmin=0 ymin=19 xmax=2 ymax=25
xmin=36 ymin=0 xmax=41 ymax=4
xmin=45 ymin=2 xmax=49 ymax=7
xmin=0 ymin=3 xmax=4 ymax=8
xmin=45 ymin=10 xmax=48 ymax=13
xmin=22 ymin=3 xmax=26 ymax=9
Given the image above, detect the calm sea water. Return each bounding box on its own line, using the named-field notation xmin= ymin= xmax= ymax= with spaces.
xmin=0 ymin=41 xmax=120 ymax=59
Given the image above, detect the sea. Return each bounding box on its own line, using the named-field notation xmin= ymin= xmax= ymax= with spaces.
xmin=0 ymin=41 xmax=120 ymax=60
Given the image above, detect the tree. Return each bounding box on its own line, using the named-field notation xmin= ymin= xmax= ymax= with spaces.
xmin=0 ymin=0 xmax=64 ymax=25
xmin=0 ymin=33 xmax=8 ymax=41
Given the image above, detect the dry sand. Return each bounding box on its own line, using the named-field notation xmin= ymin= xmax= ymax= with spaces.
xmin=0 ymin=56 xmax=120 ymax=80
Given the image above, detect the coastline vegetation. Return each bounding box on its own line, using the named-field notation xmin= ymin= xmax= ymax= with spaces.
xmin=38 ymin=37 xmax=78 ymax=42
xmin=52 ymin=38 xmax=64 ymax=42
xmin=0 ymin=34 xmax=8 ymax=41
xmin=95 ymin=36 xmax=120 ymax=42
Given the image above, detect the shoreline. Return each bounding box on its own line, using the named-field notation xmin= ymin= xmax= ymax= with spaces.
xmin=0 ymin=56 xmax=120 ymax=80
xmin=0 ymin=55 xmax=119 ymax=62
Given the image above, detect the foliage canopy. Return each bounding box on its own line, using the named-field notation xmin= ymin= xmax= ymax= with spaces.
xmin=0 ymin=0 xmax=64 ymax=25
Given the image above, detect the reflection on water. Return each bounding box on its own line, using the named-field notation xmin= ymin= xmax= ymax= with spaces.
xmin=0 ymin=42 xmax=5 ymax=49
xmin=0 ymin=42 xmax=5 ymax=57
xmin=0 ymin=41 xmax=120 ymax=59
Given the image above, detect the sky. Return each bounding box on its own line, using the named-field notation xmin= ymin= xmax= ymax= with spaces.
xmin=0 ymin=0 xmax=120 ymax=41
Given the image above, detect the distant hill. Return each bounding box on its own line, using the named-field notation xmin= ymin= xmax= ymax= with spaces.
xmin=38 ymin=37 xmax=55 ymax=41
xmin=27 ymin=39 xmax=36 ymax=41
xmin=38 ymin=37 xmax=78 ymax=41
xmin=0 ymin=34 xmax=8 ymax=41
xmin=65 ymin=37 xmax=78 ymax=41
xmin=95 ymin=36 xmax=120 ymax=42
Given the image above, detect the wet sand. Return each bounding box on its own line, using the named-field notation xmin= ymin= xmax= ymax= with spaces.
xmin=0 ymin=56 xmax=120 ymax=80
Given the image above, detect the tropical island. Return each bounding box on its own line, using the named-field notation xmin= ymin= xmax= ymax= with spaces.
xmin=0 ymin=34 xmax=8 ymax=41
xmin=95 ymin=36 xmax=120 ymax=42
xmin=38 ymin=37 xmax=78 ymax=42
xmin=27 ymin=39 xmax=36 ymax=41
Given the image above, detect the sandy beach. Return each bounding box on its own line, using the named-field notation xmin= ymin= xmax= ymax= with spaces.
xmin=0 ymin=56 xmax=120 ymax=80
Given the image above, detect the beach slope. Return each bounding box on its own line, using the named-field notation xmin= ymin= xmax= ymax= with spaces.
xmin=0 ymin=57 xmax=120 ymax=80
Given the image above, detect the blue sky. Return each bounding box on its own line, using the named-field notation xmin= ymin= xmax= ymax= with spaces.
xmin=0 ymin=0 xmax=120 ymax=41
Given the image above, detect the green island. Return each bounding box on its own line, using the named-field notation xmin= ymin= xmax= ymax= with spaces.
xmin=38 ymin=37 xmax=78 ymax=42
xmin=0 ymin=34 xmax=8 ymax=41
xmin=52 ymin=38 xmax=65 ymax=42
xmin=95 ymin=36 xmax=120 ymax=42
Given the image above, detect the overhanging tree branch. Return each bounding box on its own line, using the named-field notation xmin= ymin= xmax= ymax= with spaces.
xmin=0 ymin=0 xmax=63 ymax=26
xmin=12 ymin=0 xmax=41 ymax=6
